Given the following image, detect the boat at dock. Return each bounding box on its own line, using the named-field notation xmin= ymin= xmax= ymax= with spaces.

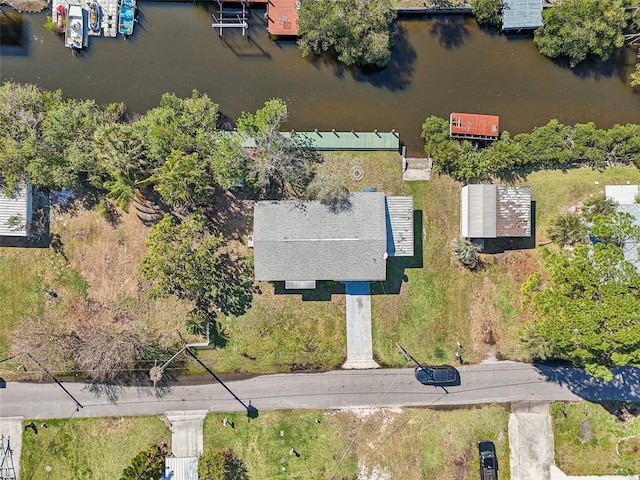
xmin=118 ymin=0 xmax=136 ymax=37
xmin=64 ymin=5 xmax=88 ymax=51
xmin=89 ymin=2 xmax=101 ymax=33
xmin=54 ymin=4 xmax=67 ymax=33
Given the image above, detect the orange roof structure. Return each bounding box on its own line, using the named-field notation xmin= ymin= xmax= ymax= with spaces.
xmin=450 ymin=113 xmax=500 ymax=141
xmin=267 ymin=0 xmax=299 ymax=36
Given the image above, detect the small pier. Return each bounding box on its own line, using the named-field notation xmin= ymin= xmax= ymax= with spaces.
xmin=266 ymin=0 xmax=298 ymax=36
xmin=241 ymin=130 xmax=401 ymax=151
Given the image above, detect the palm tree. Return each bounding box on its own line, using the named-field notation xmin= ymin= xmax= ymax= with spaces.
xmin=581 ymin=193 xmax=616 ymax=223
xmin=547 ymin=213 xmax=588 ymax=248
xmin=451 ymin=238 xmax=482 ymax=269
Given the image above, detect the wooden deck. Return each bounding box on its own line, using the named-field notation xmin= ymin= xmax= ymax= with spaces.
xmin=242 ymin=131 xmax=400 ymax=151
xmin=266 ymin=0 xmax=298 ymax=36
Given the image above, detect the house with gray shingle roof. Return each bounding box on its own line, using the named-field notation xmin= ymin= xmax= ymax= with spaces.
xmin=252 ymin=192 xmax=413 ymax=288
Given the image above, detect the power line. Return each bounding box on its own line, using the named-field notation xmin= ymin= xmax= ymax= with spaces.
xmin=329 ymin=361 xmax=409 ymax=480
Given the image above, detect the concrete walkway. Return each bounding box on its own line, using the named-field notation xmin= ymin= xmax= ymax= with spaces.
xmin=165 ymin=410 xmax=207 ymax=457
xmin=342 ymin=282 xmax=379 ymax=369
xmin=509 ymin=401 xmax=555 ymax=480
xmin=0 ymin=417 xmax=22 ymax=480
xmin=509 ymin=402 xmax=639 ymax=480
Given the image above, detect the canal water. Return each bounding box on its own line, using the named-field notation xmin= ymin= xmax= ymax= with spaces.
xmin=1 ymin=5 xmax=639 ymax=154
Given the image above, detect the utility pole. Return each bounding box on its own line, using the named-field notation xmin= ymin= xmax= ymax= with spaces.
xmin=396 ymin=342 xmax=424 ymax=368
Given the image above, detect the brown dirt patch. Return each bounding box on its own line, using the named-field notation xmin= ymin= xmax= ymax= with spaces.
xmin=54 ymin=206 xmax=150 ymax=304
xmin=469 ymin=276 xmax=500 ymax=354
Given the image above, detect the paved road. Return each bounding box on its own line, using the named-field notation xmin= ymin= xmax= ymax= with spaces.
xmin=1 ymin=361 xmax=639 ymax=419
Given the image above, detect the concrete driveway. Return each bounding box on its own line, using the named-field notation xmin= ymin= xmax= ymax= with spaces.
xmin=509 ymin=401 xmax=554 ymax=480
xmin=342 ymin=282 xmax=379 ymax=369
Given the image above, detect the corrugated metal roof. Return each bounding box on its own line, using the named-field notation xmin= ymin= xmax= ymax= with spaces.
xmin=617 ymin=204 xmax=640 ymax=272
xmin=385 ymin=196 xmax=414 ymax=257
xmin=164 ymin=456 xmax=198 ymax=480
xmin=253 ymin=192 xmax=388 ymax=282
xmin=496 ymin=186 xmax=531 ymax=237
xmin=605 ymin=185 xmax=640 ymax=205
xmin=461 ymin=185 xmax=497 ymax=238
xmin=461 ymin=185 xmax=531 ymax=238
xmin=502 ymin=0 xmax=543 ymax=30
xmin=450 ymin=113 xmax=499 ymax=140
xmin=0 ymin=184 xmax=32 ymax=237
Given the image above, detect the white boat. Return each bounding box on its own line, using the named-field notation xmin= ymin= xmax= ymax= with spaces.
xmin=64 ymin=5 xmax=88 ymax=51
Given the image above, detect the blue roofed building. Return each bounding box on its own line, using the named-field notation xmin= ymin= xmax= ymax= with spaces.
xmin=502 ymin=0 xmax=543 ymax=31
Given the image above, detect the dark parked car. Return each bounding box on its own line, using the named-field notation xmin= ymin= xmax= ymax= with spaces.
xmin=478 ymin=440 xmax=498 ymax=480
xmin=414 ymin=365 xmax=460 ymax=386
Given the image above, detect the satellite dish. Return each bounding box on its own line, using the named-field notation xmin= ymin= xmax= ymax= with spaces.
xmin=383 ymin=253 xmax=388 ymax=260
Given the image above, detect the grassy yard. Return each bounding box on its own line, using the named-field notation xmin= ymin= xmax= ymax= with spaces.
xmin=552 ymin=402 xmax=640 ymax=476
xmin=523 ymin=165 xmax=640 ymax=243
xmin=3 ymin=157 xmax=640 ymax=377
xmin=20 ymin=416 xmax=171 ymax=480
xmin=203 ymin=405 xmax=509 ymax=480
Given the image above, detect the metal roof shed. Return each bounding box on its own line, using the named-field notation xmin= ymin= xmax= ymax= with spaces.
xmin=385 ymin=196 xmax=414 ymax=257
xmin=0 ymin=184 xmax=33 ymax=237
xmin=605 ymin=184 xmax=640 ymax=205
xmin=461 ymin=185 xmax=531 ymax=239
xmin=461 ymin=184 xmax=497 ymax=238
xmin=253 ymin=192 xmax=388 ymax=283
xmin=502 ymin=0 xmax=543 ymax=31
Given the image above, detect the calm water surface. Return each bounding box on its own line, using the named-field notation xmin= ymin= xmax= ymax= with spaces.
xmin=1 ymin=6 xmax=639 ymax=154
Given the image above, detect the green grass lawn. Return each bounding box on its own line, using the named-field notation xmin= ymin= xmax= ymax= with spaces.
xmin=3 ymin=158 xmax=640 ymax=376
xmin=203 ymin=405 xmax=509 ymax=480
xmin=0 ymin=251 xmax=43 ymax=359
xmin=524 ymin=165 xmax=640 ymax=242
xmin=20 ymin=416 xmax=171 ymax=480
xmin=552 ymin=402 xmax=640 ymax=476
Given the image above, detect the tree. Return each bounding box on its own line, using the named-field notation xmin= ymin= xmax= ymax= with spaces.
xmin=533 ymin=0 xmax=627 ymax=67
xmin=547 ymin=213 xmax=588 ymax=248
xmin=120 ymin=444 xmax=169 ymax=480
xmin=581 ymin=193 xmax=617 ymax=223
xmin=238 ymin=99 xmax=320 ymax=197
xmin=140 ymin=213 xmax=256 ymax=316
xmin=421 ymin=115 xmax=460 ymax=174
xmin=590 ymin=211 xmax=640 ymax=246
xmin=147 ymin=149 xmax=216 ymax=210
xmin=131 ymin=90 xmax=220 ymax=166
xmin=306 ymin=171 xmax=351 ymax=212
xmin=471 ymin=0 xmax=502 ymax=27
xmin=451 ymin=238 xmax=482 ymax=269
xmin=297 ymin=0 xmax=398 ymax=67
xmin=521 ymin=243 xmax=640 ymax=379
xmin=199 ymin=449 xmax=248 ymax=480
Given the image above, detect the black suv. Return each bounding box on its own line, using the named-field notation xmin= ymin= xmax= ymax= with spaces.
xmin=414 ymin=365 xmax=460 ymax=386
xmin=478 ymin=441 xmax=498 ymax=480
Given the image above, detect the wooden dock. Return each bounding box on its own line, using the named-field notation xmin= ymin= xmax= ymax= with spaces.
xmin=266 ymin=0 xmax=298 ymax=36
xmin=242 ymin=130 xmax=400 ymax=151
